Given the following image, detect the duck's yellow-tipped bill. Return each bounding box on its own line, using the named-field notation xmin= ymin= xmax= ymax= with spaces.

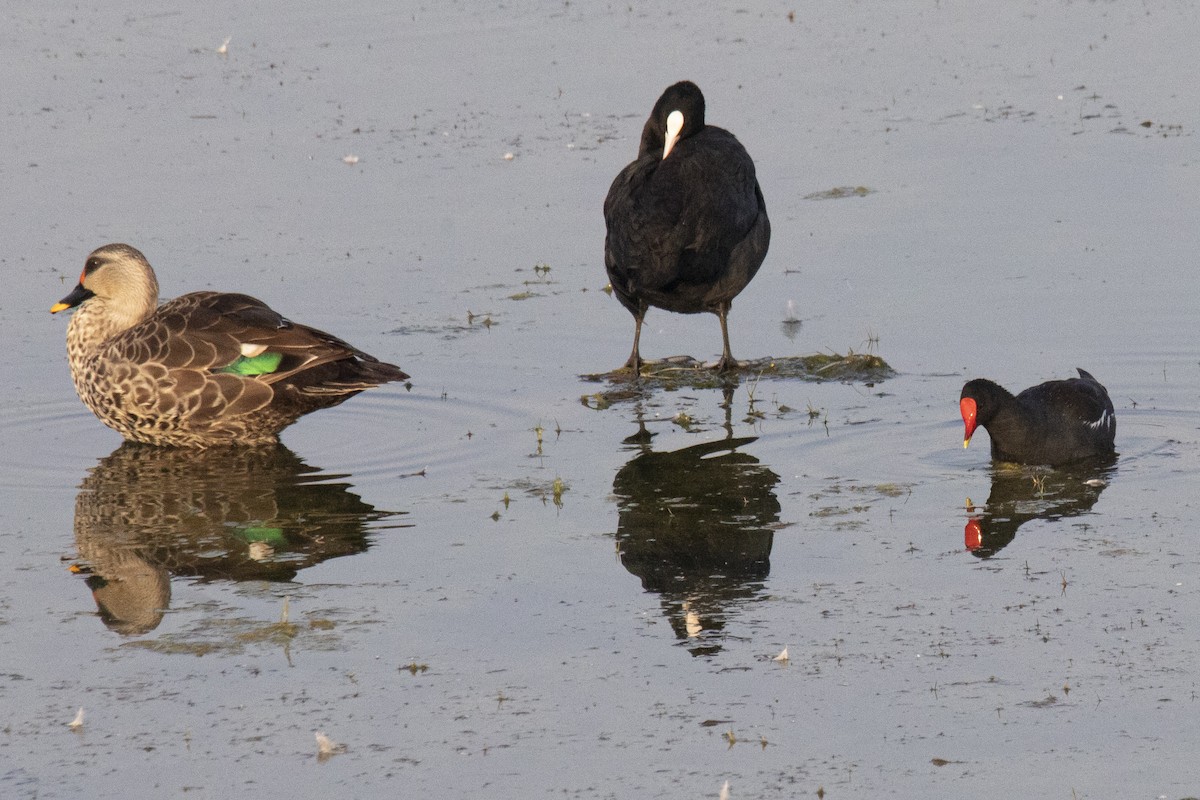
xmin=50 ymin=302 xmax=70 ymax=313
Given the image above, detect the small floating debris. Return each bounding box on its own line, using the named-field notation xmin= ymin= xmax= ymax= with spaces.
xmin=315 ymin=731 xmax=346 ymax=757
xmin=672 ymin=411 xmax=694 ymax=429
xmin=781 ymin=303 xmax=803 ymax=340
xmin=804 ymin=186 xmax=874 ymax=200
xmin=68 ymin=708 xmax=84 ymax=730
xmin=1085 ymin=478 xmax=1107 ymax=487
xmin=719 ymin=780 xmax=731 ymax=800
xmin=342 ymin=154 xmax=360 ymax=165
xmin=503 ymin=152 xmax=515 ymax=160
xmin=772 ymin=647 xmax=789 ymax=663
xmin=216 ymin=36 xmax=231 ymax=55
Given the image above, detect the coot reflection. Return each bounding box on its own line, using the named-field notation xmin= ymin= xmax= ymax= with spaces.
xmin=612 ymin=435 xmax=781 ymax=656
xmin=71 ymin=442 xmax=406 ymax=634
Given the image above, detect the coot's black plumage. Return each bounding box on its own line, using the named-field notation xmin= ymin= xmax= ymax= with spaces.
xmin=603 ymin=81 xmax=770 ymax=371
xmin=960 ymin=368 xmax=1116 ymax=466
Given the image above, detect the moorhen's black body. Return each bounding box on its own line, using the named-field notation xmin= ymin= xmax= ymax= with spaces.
xmin=960 ymin=368 xmax=1116 ymax=466
xmin=603 ymin=81 xmax=770 ymax=372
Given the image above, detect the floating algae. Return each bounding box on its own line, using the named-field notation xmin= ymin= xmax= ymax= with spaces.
xmin=804 ymin=186 xmax=875 ymax=200
xmin=581 ymin=351 xmax=895 ymax=408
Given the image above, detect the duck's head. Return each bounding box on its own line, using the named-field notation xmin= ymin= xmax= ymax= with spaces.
xmin=51 ymin=243 xmax=160 ymax=319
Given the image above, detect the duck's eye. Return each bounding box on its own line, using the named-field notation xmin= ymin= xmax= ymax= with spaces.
xmin=84 ymin=257 xmax=102 ymax=274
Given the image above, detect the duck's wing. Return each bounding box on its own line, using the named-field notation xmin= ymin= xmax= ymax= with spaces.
xmin=154 ymin=292 xmax=399 ymax=382
xmin=104 ymin=292 xmax=405 ymax=422
xmin=98 ymin=292 xmax=278 ymax=421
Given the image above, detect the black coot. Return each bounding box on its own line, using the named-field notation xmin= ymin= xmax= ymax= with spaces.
xmin=960 ymin=368 xmax=1116 ymax=466
xmin=603 ymin=81 xmax=770 ymax=371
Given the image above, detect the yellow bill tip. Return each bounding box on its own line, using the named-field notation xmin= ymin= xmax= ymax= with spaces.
xmin=50 ymin=302 xmax=70 ymax=313
xmin=963 ymin=439 xmax=970 ymax=449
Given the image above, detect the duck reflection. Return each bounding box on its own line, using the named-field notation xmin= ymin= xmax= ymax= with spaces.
xmin=963 ymin=457 xmax=1115 ymax=558
xmin=71 ymin=442 xmax=404 ymax=634
xmin=612 ymin=432 xmax=781 ymax=656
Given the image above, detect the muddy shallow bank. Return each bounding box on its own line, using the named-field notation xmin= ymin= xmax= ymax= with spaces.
xmin=2 ymin=2 xmax=1200 ymax=798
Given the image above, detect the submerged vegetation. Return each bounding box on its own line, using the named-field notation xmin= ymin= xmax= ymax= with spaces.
xmin=581 ymin=351 xmax=895 ymax=408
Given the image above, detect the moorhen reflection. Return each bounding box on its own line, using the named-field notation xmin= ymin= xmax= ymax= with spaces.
xmin=963 ymin=457 xmax=1116 ymax=559
xmin=71 ymin=442 xmax=405 ymax=634
xmin=612 ymin=434 xmax=781 ymax=656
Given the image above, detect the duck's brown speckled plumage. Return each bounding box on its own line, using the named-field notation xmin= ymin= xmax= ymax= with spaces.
xmin=53 ymin=244 xmax=409 ymax=447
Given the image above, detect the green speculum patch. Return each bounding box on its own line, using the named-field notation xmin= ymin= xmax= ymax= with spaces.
xmin=217 ymin=351 xmax=283 ymax=376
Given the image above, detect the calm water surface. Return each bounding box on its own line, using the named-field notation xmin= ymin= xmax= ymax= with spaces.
xmin=2 ymin=2 xmax=1199 ymax=798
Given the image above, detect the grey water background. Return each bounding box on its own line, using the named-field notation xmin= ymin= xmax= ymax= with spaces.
xmin=3 ymin=1 xmax=1200 ymax=797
